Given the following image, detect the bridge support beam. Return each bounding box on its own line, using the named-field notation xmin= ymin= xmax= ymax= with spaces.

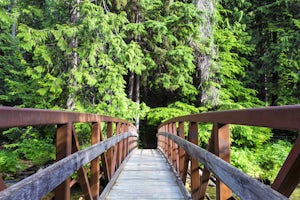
xmin=55 ymin=123 xmax=72 ymax=200
xmin=189 ymin=122 xmax=201 ymax=200
xmin=272 ymin=134 xmax=300 ymax=197
xmin=213 ymin=123 xmax=233 ymax=200
xmin=178 ymin=122 xmax=186 ymax=180
xmin=91 ymin=122 xmax=101 ymax=199
xmin=106 ymin=122 xmax=113 ymax=179
xmin=0 ymin=178 xmax=7 ymax=191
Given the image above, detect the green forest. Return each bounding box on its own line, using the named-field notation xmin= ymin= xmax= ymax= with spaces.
xmin=0 ymin=0 xmax=300 ymax=186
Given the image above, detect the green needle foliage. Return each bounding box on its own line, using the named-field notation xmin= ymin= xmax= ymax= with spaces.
xmin=0 ymin=0 xmax=299 ymax=182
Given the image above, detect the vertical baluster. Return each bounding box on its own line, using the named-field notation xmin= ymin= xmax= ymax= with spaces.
xmin=178 ymin=122 xmax=185 ymax=180
xmin=100 ymin=123 xmax=110 ymax=185
xmin=164 ymin=125 xmax=168 ymax=155
xmin=111 ymin=123 xmax=119 ymax=177
xmin=55 ymin=123 xmax=72 ymax=200
xmin=172 ymin=122 xmax=178 ymax=172
xmin=169 ymin=123 xmax=173 ymax=164
xmin=90 ymin=122 xmax=101 ymax=199
xmin=118 ymin=123 xmax=124 ymax=165
xmin=123 ymin=124 xmax=128 ymax=158
xmin=188 ymin=122 xmax=201 ymax=200
xmin=161 ymin=126 xmax=165 ymax=153
xmin=199 ymin=124 xmax=215 ymax=200
xmin=165 ymin=125 xmax=168 ymax=158
xmin=115 ymin=123 xmax=121 ymax=168
xmin=106 ymin=122 xmax=113 ymax=181
xmin=129 ymin=125 xmax=134 ymax=152
xmin=128 ymin=124 xmax=132 ymax=153
xmin=0 ymin=178 xmax=6 ymax=192
xmin=213 ymin=123 xmax=232 ymax=200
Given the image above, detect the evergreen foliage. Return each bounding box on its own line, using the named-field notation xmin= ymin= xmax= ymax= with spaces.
xmin=0 ymin=0 xmax=298 ymax=183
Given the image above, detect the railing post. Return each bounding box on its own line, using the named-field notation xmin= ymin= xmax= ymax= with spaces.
xmin=0 ymin=178 xmax=7 ymax=191
xmin=165 ymin=125 xmax=168 ymax=155
xmin=188 ymin=122 xmax=201 ymax=200
xmin=100 ymin=126 xmax=110 ymax=185
xmin=168 ymin=123 xmax=173 ymax=163
xmin=90 ymin=122 xmax=101 ymax=199
xmin=115 ymin=122 xmax=121 ymax=168
xmin=123 ymin=124 xmax=128 ymax=159
xmin=106 ymin=122 xmax=113 ymax=180
xmin=55 ymin=123 xmax=72 ymax=200
xmin=199 ymin=127 xmax=214 ymax=200
xmin=110 ymin=123 xmax=119 ymax=177
xmin=213 ymin=123 xmax=232 ymax=200
xmin=172 ymin=122 xmax=178 ymax=172
xmin=118 ymin=123 xmax=124 ymax=165
xmin=178 ymin=122 xmax=186 ymax=181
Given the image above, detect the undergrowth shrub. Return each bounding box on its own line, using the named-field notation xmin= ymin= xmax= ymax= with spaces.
xmin=0 ymin=150 xmax=20 ymax=174
xmin=231 ymin=140 xmax=292 ymax=182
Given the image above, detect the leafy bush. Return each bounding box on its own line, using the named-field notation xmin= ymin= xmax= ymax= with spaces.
xmin=231 ymin=125 xmax=272 ymax=148
xmin=231 ymin=140 xmax=292 ymax=182
xmin=0 ymin=150 xmax=20 ymax=174
xmin=3 ymin=126 xmax=56 ymax=166
xmin=10 ymin=138 xmax=56 ymax=166
xmin=257 ymin=140 xmax=292 ymax=181
xmin=231 ymin=147 xmax=263 ymax=179
xmin=147 ymin=101 xmax=206 ymax=125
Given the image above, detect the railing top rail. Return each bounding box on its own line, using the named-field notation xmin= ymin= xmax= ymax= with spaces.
xmin=0 ymin=106 xmax=135 ymax=128
xmin=157 ymin=132 xmax=288 ymax=200
xmin=0 ymin=131 xmax=138 ymax=200
xmin=159 ymin=105 xmax=300 ymax=131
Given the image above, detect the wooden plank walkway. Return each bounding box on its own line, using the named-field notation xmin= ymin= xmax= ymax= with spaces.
xmin=103 ymin=149 xmax=189 ymax=199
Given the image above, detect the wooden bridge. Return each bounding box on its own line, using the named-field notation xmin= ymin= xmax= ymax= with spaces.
xmin=0 ymin=105 xmax=299 ymax=199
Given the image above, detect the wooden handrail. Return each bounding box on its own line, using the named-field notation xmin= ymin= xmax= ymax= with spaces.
xmin=0 ymin=132 xmax=137 ymax=200
xmin=0 ymin=106 xmax=138 ymax=200
xmin=157 ymin=105 xmax=300 ymax=200
xmin=0 ymin=106 xmax=136 ymax=129
xmin=157 ymin=132 xmax=287 ymax=200
xmin=159 ymin=105 xmax=300 ymax=131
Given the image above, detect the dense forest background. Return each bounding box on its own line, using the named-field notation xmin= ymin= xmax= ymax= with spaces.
xmin=0 ymin=0 xmax=300 ymax=184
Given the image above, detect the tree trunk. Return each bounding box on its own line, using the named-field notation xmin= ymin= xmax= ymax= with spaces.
xmin=194 ymin=0 xmax=218 ymax=106
xmin=67 ymin=0 xmax=80 ymax=110
xmin=128 ymin=72 xmax=134 ymax=100
xmin=135 ymin=75 xmax=140 ymax=131
xmin=8 ymin=0 xmax=16 ymax=38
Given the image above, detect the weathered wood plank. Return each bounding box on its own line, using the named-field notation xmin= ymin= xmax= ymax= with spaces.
xmin=104 ymin=149 xmax=190 ymax=200
xmin=0 ymin=106 xmax=136 ymax=129
xmin=159 ymin=105 xmax=300 ymax=131
xmin=158 ymin=132 xmax=288 ymax=200
xmin=55 ymin=123 xmax=72 ymax=200
xmin=0 ymin=132 xmax=137 ymax=200
xmin=91 ymin=122 xmax=101 ymax=199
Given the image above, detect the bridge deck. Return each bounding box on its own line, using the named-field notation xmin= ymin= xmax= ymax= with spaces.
xmin=103 ymin=149 xmax=188 ymax=199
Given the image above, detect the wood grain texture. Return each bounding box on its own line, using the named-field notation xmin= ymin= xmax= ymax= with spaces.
xmin=0 ymin=106 xmax=136 ymax=129
xmin=104 ymin=149 xmax=191 ymax=200
xmin=159 ymin=105 xmax=300 ymax=131
xmin=158 ymin=132 xmax=288 ymax=200
xmin=0 ymin=132 xmax=137 ymax=200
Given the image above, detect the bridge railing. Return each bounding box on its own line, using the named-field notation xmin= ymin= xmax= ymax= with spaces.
xmin=0 ymin=106 xmax=138 ymax=200
xmin=157 ymin=105 xmax=300 ymax=200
